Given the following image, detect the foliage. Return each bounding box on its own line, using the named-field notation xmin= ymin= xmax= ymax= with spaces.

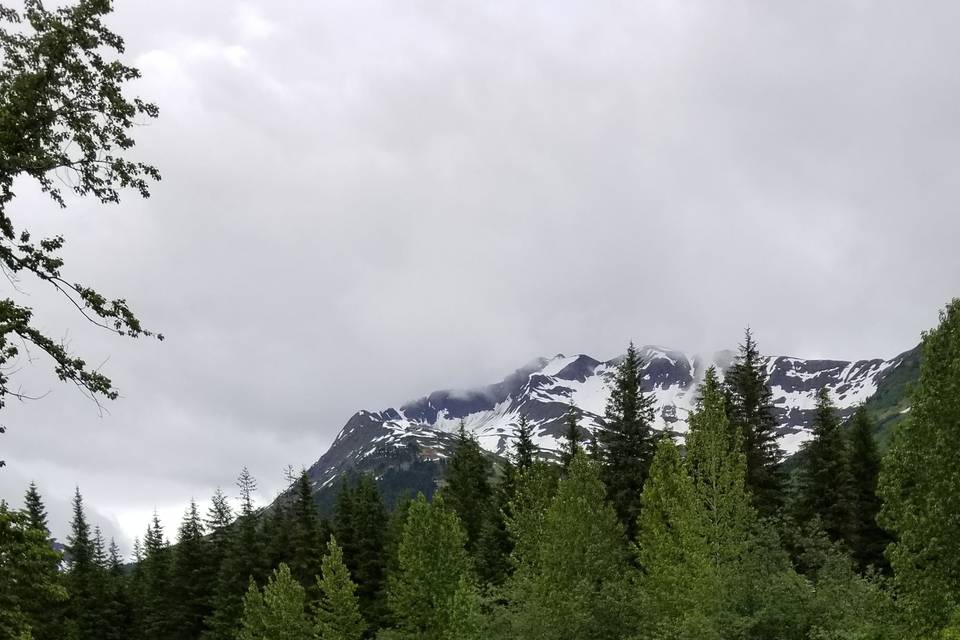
xmin=879 ymin=299 xmax=960 ymax=634
xmin=508 ymin=452 xmax=632 ymax=640
xmin=560 ymin=401 xmax=582 ymax=470
xmin=237 ymin=564 xmax=312 ymax=640
xmin=795 ymin=389 xmax=855 ymax=544
xmin=512 ymin=414 xmax=537 ymax=472
xmin=441 ymin=421 xmax=493 ymax=556
xmin=723 ymin=329 xmax=784 ymax=516
xmin=0 ymin=501 xmax=66 ymax=640
xmin=386 ymin=494 xmax=469 ymax=639
xmin=0 ymin=0 xmax=163 ymax=466
xmin=846 ymin=406 xmax=890 ymax=572
xmin=315 ymin=536 xmax=366 ymax=640
xmin=599 ymin=341 xmax=657 ymax=539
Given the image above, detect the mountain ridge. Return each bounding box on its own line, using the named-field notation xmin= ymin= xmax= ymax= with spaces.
xmin=302 ymin=343 xmax=920 ymax=511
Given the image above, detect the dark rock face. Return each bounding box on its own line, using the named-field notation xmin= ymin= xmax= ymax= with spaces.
xmin=302 ymin=344 xmax=918 ymax=509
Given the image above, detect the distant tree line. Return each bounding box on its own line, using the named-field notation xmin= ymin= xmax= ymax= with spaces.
xmin=4 ymin=300 xmax=960 ymax=639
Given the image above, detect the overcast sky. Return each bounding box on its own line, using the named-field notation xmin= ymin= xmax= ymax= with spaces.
xmin=2 ymin=0 xmax=958 ymax=552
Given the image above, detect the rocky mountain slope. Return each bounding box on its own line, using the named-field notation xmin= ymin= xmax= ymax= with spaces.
xmin=305 ymin=344 xmax=919 ymax=510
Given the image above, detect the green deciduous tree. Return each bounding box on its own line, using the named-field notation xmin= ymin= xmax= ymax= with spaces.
xmin=238 ymin=564 xmax=312 ymax=640
xmin=0 ymin=0 xmax=163 ymax=467
xmin=508 ymin=452 xmax=631 ymax=640
xmin=636 ymin=437 xmax=715 ymax=637
xmin=879 ymin=299 xmax=960 ymax=634
xmin=599 ymin=342 xmax=657 ymax=539
xmin=315 ymin=536 xmax=366 ymax=640
xmin=387 ymin=494 xmax=470 ymax=639
xmin=444 ymin=575 xmax=487 ymax=640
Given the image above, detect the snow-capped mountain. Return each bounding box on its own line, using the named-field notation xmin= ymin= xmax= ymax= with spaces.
xmin=304 ymin=345 xmax=918 ymax=505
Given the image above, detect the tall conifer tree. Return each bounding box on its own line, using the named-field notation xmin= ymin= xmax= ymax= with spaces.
xmin=334 ymin=474 xmax=387 ymax=627
xmin=442 ymin=421 xmax=493 ymax=556
xmin=13 ymin=484 xmax=63 ymax=640
xmin=599 ymin=341 xmax=657 ymax=539
xmin=846 ymin=406 xmax=889 ymax=572
xmin=796 ymin=389 xmax=855 ymax=545
xmin=172 ymin=499 xmax=210 ymax=639
xmin=724 ymin=328 xmax=784 ymax=516
xmin=0 ymin=502 xmax=67 ymax=640
xmin=64 ymin=488 xmax=104 ymax=640
xmin=142 ymin=511 xmax=174 ymax=639
xmin=289 ymin=470 xmax=324 ymax=596
xmin=24 ymin=482 xmax=50 ymax=535
xmin=512 ymin=414 xmax=537 ymax=472
xmin=205 ymin=468 xmax=263 ymax=640
xmin=560 ymin=401 xmax=582 ymax=470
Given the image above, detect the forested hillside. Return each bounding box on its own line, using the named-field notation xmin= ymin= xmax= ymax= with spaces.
xmin=5 ymin=301 xmax=960 ymax=639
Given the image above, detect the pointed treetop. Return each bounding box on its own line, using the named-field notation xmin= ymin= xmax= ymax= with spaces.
xmin=237 ymin=467 xmax=258 ymax=517
xmin=561 ymin=401 xmax=582 ymax=469
xmin=513 ymin=413 xmax=537 ymax=471
xmin=24 ymin=481 xmax=50 ymax=535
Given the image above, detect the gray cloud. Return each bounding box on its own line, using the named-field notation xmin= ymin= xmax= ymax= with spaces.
xmin=2 ymin=0 xmax=958 ymax=551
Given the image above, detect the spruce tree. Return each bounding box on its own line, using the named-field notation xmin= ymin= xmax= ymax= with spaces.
xmin=142 ymin=511 xmax=174 ymax=640
xmin=599 ymin=341 xmax=657 ymax=540
xmin=512 ymin=414 xmax=537 ymax=472
xmin=473 ymin=462 xmax=515 ymax=586
xmin=23 ymin=482 xmax=50 ymax=535
xmin=879 ymin=299 xmax=960 ymax=634
xmin=846 ymin=406 xmax=889 ymax=573
xmin=796 ymin=389 xmax=855 ymax=545
xmin=205 ymin=468 xmax=263 ymax=640
xmin=238 ymin=564 xmax=312 ymax=640
xmin=334 ymin=474 xmax=387 ymax=628
xmin=204 ymin=486 xmax=234 ymax=566
xmin=442 ymin=421 xmax=493 ymax=556
xmin=0 ymin=502 xmax=67 ymax=640
xmin=18 ymin=483 xmax=62 ymax=640
xmin=172 ymin=499 xmax=210 ymax=640
xmin=724 ymin=328 xmax=784 ymax=516
xmin=387 ymin=494 xmax=470 ymax=639
xmin=63 ymin=488 xmax=103 ymax=640
xmin=262 ymin=500 xmax=292 ymax=575
xmin=560 ymin=401 xmax=582 ymax=470
xmin=315 ymin=536 xmax=366 ymax=640
xmin=289 ymin=470 xmax=324 ymax=596
xmin=508 ymin=452 xmax=631 ymax=640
